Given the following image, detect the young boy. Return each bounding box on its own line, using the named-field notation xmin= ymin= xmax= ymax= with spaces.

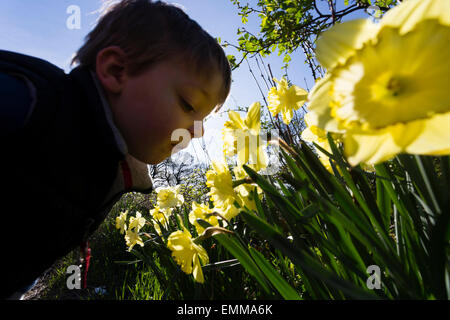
xmin=0 ymin=0 xmax=231 ymax=299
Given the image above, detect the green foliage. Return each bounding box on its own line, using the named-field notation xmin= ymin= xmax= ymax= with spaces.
xmin=227 ymin=0 xmax=398 ymax=72
xmin=39 ymin=135 xmax=449 ymax=300
xmin=232 ymin=138 xmax=450 ymax=299
xmin=110 ymin=177 xmax=273 ymax=299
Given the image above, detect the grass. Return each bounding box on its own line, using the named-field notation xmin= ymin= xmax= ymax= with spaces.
xmin=36 ymin=197 xmax=154 ymax=300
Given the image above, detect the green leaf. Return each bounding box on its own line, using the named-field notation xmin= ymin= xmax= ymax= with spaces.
xmin=249 ymin=247 xmax=302 ymax=300
xmin=240 ymin=209 xmax=380 ymax=299
xmin=196 ymin=219 xmax=273 ymax=295
xmin=283 ymin=54 xmax=291 ymax=63
xmin=376 ymin=176 xmax=392 ymax=231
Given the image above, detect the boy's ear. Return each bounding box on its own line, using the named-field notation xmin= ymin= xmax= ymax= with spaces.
xmin=95 ymin=46 xmax=128 ymax=95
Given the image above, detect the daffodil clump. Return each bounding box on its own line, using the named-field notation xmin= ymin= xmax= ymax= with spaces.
xmin=153 ymin=185 xmax=215 ymax=283
xmin=153 ymin=184 xmax=213 ymax=283
xmin=306 ymin=0 xmax=450 ymax=166
xmin=114 ymin=0 xmax=450 ymax=289
xmin=114 ymin=185 xmax=211 ymax=283
xmin=159 ymin=107 xmax=270 ymax=283
xmin=115 ymin=210 xmax=128 ymax=235
xmin=209 ymin=80 xmax=305 ymax=224
xmin=115 ymin=210 xmax=147 ymax=252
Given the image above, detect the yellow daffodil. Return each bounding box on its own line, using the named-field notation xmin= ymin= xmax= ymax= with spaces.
xmin=222 ymin=102 xmax=268 ymax=171
xmin=115 ymin=210 xmax=128 ymax=235
xmin=308 ymin=0 xmax=450 ymax=166
xmin=125 ymin=228 xmax=144 ymax=252
xmin=301 ymin=113 xmax=334 ymax=153
xmin=189 ymin=201 xmax=219 ymax=235
xmin=233 ymin=166 xmax=262 ymax=212
xmin=302 ymin=113 xmax=375 ymax=172
xmin=301 ymin=112 xmax=340 ymax=173
xmin=150 ymin=206 xmax=172 ymax=236
xmin=167 ymin=227 xmax=209 ymax=283
xmin=128 ymin=211 xmax=146 ymax=232
xmin=267 ymin=77 xmax=308 ymax=125
xmin=155 ymin=185 xmax=185 ymax=209
xmin=206 ymin=160 xmax=241 ymax=221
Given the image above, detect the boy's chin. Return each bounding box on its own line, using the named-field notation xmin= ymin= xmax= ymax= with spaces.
xmin=130 ymin=143 xmax=184 ymax=164
xmin=128 ymin=149 xmax=169 ymax=165
xmin=143 ymin=153 xmax=169 ymax=165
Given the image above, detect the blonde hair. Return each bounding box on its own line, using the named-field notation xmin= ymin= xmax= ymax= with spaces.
xmin=72 ymin=0 xmax=231 ymax=105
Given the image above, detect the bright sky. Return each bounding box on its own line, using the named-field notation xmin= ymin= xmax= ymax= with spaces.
xmin=0 ymin=0 xmax=371 ymax=165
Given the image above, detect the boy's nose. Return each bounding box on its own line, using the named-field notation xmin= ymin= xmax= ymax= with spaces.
xmin=188 ymin=121 xmax=204 ymax=139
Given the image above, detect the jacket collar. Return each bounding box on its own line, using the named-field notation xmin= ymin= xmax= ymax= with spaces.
xmin=87 ymin=69 xmax=153 ymax=202
xmin=90 ymin=70 xmax=128 ymax=156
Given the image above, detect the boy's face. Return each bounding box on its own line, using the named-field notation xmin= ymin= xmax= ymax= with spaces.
xmin=97 ymin=48 xmax=224 ymax=164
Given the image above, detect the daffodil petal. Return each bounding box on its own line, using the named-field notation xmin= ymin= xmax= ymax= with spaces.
xmin=344 ymin=129 xmax=402 ymax=166
xmin=178 ymin=250 xmax=194 ymax=274
xmin=281 ymin=109 xmax=293 ymax=125
xmin=256 ymin=145 xmax=268 ymax=170
xmin=306 ymin=76 xmax=342 ymax=133
xmin=244 ymin=102 xmax=261 ymax=131
xmin=301 ymin=126 xmax=316 ymax=143
xmin=344 ymin=112 xmax=450 ymax=166
xmin=405 ymin=112 xmax=450 ymax=155
xmin=194 ymin=243 xmax=209 ymax=265
xmin=381 ymin=0 xmax=450 ymax=35
xmin=228 ymin=111 xmax=245 ymax=130
xmin=192 ymin=254 xmax=204 ymax=283
xmin=316 ymin=19 xmax=379 ymax=70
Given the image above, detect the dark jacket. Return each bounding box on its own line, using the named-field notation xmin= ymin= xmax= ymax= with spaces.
xmin=0 ymin=50 xmax=153 ymax=298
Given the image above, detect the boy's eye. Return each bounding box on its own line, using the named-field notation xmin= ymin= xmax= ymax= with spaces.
xmin=180 ymin=98 xmax=195 ymax=113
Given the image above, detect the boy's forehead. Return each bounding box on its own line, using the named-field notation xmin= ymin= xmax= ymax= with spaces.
xmin=187 ymin=75 xmax=224 ymax=115
xmin=173 ymin=58 xmax=224 ymax=104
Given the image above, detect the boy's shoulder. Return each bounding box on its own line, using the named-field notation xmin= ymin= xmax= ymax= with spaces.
xmin=0 ymin=52 xmax=126 ymax=290
xmin=0 ymin=50 xmax=104 ymax=139
xmin=0 ymin=71 xmax=33 ymax=135
xmin=0 ymin=50 xmax=64 ymax=73
xmin=0 ymin=50 xmax=124 ymax=197
xmin=0 ymin=50 xmax=70 ymax=135
xmin=0 ymin=49 xmax=65 ymax=78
